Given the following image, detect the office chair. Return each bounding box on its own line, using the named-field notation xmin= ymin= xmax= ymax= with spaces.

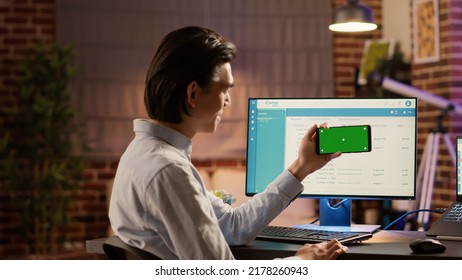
xmin=102 ymin=235 xmax=162 ymax=260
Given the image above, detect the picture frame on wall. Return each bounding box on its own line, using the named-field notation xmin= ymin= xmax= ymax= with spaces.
xmin=358 ymin=39 xmax=396 ymax=86
xmin=413 ymin=0 xmax=440 ymax=64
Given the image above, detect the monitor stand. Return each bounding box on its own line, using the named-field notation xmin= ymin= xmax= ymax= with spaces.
xmin=295 ymin=198 xmax=381 ymax=233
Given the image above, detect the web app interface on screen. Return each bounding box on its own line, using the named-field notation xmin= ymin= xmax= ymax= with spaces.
xmin=246 ymin=98 xmax=416 ymax=198
xmin=457 ymin=138 xmax=462 ymax=197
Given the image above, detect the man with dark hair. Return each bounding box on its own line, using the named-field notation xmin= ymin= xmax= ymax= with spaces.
xmin=109 ymin=26 xmax=346 ymax=260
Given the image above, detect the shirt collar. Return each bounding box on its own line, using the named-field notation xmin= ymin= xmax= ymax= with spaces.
xmin=133 ymin=119 xmax=192 ymax=159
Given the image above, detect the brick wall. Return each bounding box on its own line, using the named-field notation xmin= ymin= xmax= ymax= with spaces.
xmin=0 ymin=0 xmax=55 ymax=130
xmin=0 ymin=0 xmax=111 ymax=259
xmin=332 ymin=0 xmax=383 ymax=97
xmin=414 ymin=0 xmax=462 ymax=210
xmin=0 ymin=0 xmax=56 ymax=259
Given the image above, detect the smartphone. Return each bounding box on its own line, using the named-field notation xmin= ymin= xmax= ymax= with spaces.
xmin=316 ymin=125 xmax=371 ymax=154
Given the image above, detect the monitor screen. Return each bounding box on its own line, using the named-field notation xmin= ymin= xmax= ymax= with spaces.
xmin=245 ymin=98 xmax=417 ymax=200
xmin=457 ymin=137 xmax=462 ymax=202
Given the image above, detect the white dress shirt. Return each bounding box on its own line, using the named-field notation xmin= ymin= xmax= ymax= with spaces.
xmin=109 ymin=119 xmax=304 ymax=259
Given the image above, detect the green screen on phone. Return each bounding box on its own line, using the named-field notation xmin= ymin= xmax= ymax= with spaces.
xmin=317 ymin=125 xmax=371 ymax=154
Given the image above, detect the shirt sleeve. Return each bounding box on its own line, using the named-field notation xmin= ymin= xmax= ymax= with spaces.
xmin=144 ymin=162 xmax=235 ymax=260
xmin=208 ymin=169 xmax=304 ymax=245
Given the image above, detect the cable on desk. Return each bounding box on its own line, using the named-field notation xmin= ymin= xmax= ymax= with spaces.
xmin=383 ymin=208 xmax=446 ymax=230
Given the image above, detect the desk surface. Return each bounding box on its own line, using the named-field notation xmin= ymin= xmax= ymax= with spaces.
xmin=86 ymin=230 xmax=462 ymax=260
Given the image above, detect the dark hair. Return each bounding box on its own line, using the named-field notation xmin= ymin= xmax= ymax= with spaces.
xmin=144 ymin=26 xmax=237 ymax=123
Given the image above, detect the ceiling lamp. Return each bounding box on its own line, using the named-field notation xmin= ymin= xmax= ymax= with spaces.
xmin=329 ymin=0 xmax=378 ymax=32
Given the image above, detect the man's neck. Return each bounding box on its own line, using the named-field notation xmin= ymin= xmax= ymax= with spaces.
xmin=151 ymin=119 xmax=195 ymax=139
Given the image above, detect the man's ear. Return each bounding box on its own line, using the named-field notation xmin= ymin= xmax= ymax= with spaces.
xmin=186 ymin=81 xmax=198 ymax=108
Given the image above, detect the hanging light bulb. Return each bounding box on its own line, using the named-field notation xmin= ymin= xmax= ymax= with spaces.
xmin=329 ymin=0 xmax=378 ymax=32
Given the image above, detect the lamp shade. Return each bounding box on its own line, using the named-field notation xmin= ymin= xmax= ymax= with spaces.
xmin=329 ymin=0 xmax=378 ymax=32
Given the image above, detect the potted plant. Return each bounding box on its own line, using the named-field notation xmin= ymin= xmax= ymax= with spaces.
xmin=0 ymin=41 xmax=87 ymax=256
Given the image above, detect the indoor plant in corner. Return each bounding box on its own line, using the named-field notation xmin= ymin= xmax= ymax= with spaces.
xmin=0 ymin=41 xmax=87 ymax=256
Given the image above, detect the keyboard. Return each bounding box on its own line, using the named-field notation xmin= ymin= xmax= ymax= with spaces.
xmin=257 ymin=225 xmax=373 ymax=244
xmin=442 ymin=202 xmax=462 ymax=222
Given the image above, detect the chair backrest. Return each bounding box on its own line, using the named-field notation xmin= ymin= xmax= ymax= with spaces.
xmin=103 ymin=235 xmax=162 ymax=260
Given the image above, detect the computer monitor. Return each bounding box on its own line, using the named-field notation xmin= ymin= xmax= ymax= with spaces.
xmin=456 ymin=137 xmax=462 ymax=202
xmin=245 ymin=98 xmax=417 ymax=230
